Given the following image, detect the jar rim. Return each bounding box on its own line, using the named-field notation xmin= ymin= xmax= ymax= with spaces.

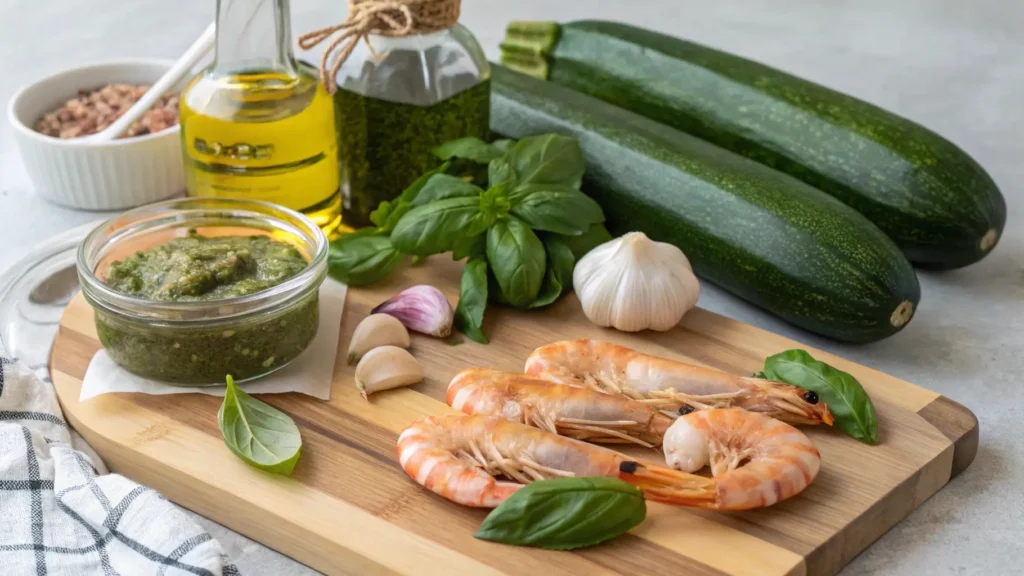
xmin=76 ymin=197 xmax=329 ymax=325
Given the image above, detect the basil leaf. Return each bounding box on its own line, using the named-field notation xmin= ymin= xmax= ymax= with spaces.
xmin=433 ymin=137 xmax=504 ymax=163
xmin=487 ymin=217 xmax=546 ymax=308
xmin=560 ymin=223 xmax=613 ymax=260
xmin=368 ymin=200 xmax=395 ymax=228
xmin=452 ymin=234 xmax=486 ymax=261
xmin=489 ymin=155 xmax=516 ymax=188
xmin=218 ymin=376 xmax=302 ymax=475
xmin=763 ymin=349 xmax=880 ymax=444
xmin=491 ymin=139 xmax=515 ymax=154
xmin=411 ymin=174 xmax=483 ymax=207
xmin=455 ymin=257 xmax=489 ymax=344
xmin=510 ymin=184 xmax=605 ymax=235
xmin=328 ymin=234 xmax=402 ymax=286
xmin=391 ymin=197 xmax=482 ymax=256
xmin=487 ymin=267 xmax=509 ymax=305
xmin=530 ymin=235 xmax=575 ymax=308
xmin=398 ymin=160 xmax=452 ymax=204
xmin=475 ymin=477 xmax=645 ymax=550
xmin=345 ymin=226 xmax=383 ymax=240
xmin=468 ymin=211 xmax=498 ymax=238
xmin=382 ymin=203 xmax=412 ymax=233
xmin=506 ymin=134 xmax=585 ymax=188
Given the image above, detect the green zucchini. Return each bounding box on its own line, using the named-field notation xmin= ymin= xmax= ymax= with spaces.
xmin=491 ymin=65 xmax=919 ymax=343
xmin=501 ymin=20 xmax=1006 ymax=269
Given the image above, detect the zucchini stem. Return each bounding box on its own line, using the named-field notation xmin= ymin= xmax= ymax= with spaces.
xmin=980 ymin=228 xmax=998 ymax=252
xmin=890 ymin=300 xmax=915 ymax=328
xmin=500 ymin=21 xmax=560 ymax=79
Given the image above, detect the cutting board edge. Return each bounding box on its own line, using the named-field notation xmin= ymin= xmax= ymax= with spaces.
xmin=916 ymin=395 xmax=979 ymax=479
xmin=797 ymin=396 xmax=977 ymax=575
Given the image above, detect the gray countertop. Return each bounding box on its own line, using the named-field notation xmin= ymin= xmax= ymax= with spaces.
xmin=2 ymin=0 xmax=1021 ymax=574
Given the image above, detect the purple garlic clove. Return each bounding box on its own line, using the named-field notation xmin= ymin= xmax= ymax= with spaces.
xmin=371 ymin=285 xmax=454 ymax=338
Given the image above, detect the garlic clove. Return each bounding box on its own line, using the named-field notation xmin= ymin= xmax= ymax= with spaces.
xmin=573 ymin=232 xmax=700 ymax=333
xmin=347 ymin=313 xmax=411 ymax=365
xmin=354 ymin=345 xmax=424 ymax=400
xmin=371 ymin=285 xmax=454 ymax=338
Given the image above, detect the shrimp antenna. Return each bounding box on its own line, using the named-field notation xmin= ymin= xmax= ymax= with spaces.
xmin=618 ymin=461 xmax=718 ymax=508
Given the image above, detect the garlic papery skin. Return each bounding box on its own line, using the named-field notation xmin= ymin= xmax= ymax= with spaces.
xmin=347 ymin=314 xmax=411 ymax=365
xmin=573 ymin=232 xmax=700 ymax=332
xmin=371 ymin=285 xmax=454 ymax=337
xmin=354 ymin=346 xmax=424 ymax=400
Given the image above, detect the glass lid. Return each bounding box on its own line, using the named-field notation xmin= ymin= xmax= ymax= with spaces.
xmin=0 ymin=221 xmax=102 ymax=375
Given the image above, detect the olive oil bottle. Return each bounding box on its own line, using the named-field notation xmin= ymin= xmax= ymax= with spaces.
xmin=180 ymin=0 xmax=341 ymax=234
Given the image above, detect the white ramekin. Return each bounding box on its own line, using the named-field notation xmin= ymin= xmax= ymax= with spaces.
xmin=7 ymin=59 xmax=186 ymax=210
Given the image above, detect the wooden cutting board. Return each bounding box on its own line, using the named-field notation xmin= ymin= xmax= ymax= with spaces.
xmin=50 ymin=258 xmax=977 ymax=576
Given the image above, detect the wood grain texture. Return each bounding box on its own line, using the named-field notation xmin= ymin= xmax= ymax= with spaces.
xmin=50 ymin=258 xmax=977 ymax=576
xmin=917 ymin=396 xmax=979 ymax=479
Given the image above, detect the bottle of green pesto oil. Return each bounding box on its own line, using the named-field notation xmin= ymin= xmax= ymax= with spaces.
xmin=299 ymin=0 xmax=489 ymax=229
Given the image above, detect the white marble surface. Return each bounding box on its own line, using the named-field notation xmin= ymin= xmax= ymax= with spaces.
xmin=2 ymin=1 xmax=1021 ymax=574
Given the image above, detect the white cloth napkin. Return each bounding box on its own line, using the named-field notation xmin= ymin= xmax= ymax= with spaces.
xmin=79 ymin=281 xmax=347 ymax=402
xmin=0 ymin=356 xmax=241 ymax=575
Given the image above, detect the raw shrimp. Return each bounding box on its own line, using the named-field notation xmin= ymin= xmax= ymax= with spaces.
xmin=663 ymin=408 xmax=820 ymax=509
xmin=526 ymin=339 xmax=834 ymax=427
xmin=445 ymin=371 xmax=820 ymax=508
xmin=397 ymin=414 xmax=716 ymax=508
xmin=447 ymin=368 xmax=674 ymax=447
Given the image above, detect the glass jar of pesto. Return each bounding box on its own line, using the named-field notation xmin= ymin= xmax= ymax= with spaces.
xmin=77 ymin=198 xmax=328 ymax=386
xmin=300 ymin=1 xmax=490 ymax=228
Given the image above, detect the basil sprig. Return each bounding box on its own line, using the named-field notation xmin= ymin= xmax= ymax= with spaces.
xmin=762 ymin=349 xmax=880 ymax=444
xmin=475 ymin=477 xmax=646 ymax=550
xmin=218 ymin=376 xmax=302 ymax=475
xmin=327 ymin=133 xmax=609 ymax=343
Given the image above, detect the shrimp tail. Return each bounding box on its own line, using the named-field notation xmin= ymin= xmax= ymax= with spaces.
xmin=617 ymin=461 xmax=718 ymax=508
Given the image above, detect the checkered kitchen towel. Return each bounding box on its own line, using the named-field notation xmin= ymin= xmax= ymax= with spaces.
xmin=0 ymin=355 xmax=241 ymax=575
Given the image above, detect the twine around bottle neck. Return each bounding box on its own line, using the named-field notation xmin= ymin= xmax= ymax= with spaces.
xmin=297 ymin=0 xmax=461 ymax=93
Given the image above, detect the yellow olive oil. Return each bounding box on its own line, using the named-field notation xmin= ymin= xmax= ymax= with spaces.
xmin=180 ymin=65 xmax=342 ymax=234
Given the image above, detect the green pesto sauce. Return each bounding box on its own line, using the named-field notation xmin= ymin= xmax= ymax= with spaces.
xmin=98 ymin=234 xmax=318 ymax=385
xmin=105 ymin=233 xmax=308 ymax=301
xmin=335 ymin=80 xmax=490 ymax=227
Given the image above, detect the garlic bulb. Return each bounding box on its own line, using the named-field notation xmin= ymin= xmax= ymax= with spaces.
xmin=372 ymin=285 xmax=454 ymax=338
xmin=573 ymin=232 xmax=699 ymax=332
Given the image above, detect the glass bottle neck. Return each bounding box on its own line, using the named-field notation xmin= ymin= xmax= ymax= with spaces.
xmin=213 ymin=0 xmax=297 ymax=76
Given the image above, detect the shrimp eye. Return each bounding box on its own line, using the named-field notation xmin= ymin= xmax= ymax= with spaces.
xmin=803 ymin=391 xmax=819 ymax=404
xmin=678 ymin=405 xmax=695 ymax=415
xmin=619 ymin=461 xmax=639 ymax=474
